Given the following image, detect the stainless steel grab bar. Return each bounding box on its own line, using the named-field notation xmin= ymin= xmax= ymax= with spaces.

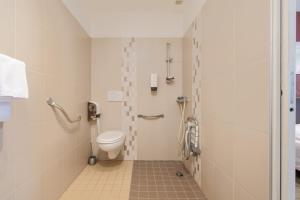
xmin=137 ymin=114 xmax=164 ymax=120
xmin=47 ymin=98 xmax=81 ymax=123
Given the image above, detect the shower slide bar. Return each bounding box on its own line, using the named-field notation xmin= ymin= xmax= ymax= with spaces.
xmin=46 ymin=97 xmax=81 ymax=123
xmin=137 ymin=114 xmax=164 ymax=120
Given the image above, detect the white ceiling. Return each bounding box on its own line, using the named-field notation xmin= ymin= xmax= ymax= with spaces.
xmin=62 ymin=0 xmax=205 ymax=38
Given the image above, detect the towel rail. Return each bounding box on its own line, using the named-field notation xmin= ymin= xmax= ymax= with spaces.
xmin=46 ymin=97 xmax=81 ymax=123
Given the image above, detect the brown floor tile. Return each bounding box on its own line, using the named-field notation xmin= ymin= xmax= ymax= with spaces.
xmin=129 ymin=161 xmax=206 ymax=200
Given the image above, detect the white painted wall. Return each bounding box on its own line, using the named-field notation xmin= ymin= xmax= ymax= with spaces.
xmin=89 ymin=12 xmax=183 ymax=38
xmin=62 ymin=0 xmax=205 ymax=38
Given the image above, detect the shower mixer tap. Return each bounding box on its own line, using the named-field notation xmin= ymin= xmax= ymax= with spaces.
xmin=177 ymin=96 xmax=189 ymax=104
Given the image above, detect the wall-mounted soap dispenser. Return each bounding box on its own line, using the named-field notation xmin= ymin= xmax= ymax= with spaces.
xmin=88 ymin=101 xmax=101 ymax=121
xmin=150 ymin=73 xmax=158 ymax=92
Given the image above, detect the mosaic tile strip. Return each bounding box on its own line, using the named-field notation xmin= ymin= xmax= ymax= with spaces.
xmin=129 ymin=161 xmax=206 ymax=200
xmin=121 ymin=38 xmax=138 ymax=160
xmin=191 ymin=15 xmax=202 ymax=186
xmin=192 ymin=16 xmax=202 ymax=119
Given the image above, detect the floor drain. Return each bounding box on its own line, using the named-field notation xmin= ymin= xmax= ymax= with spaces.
xmin=176 ymin=171 xmax=184 ymax=177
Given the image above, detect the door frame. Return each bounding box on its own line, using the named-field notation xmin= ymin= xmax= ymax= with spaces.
xmin=270 ymin=0 xmax=282 ymax=198
xmin=272 ymin=0 xmax=296 ymax=199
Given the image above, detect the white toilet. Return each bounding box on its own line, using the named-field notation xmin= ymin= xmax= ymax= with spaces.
xmin=96 ymin=130 xmax=126 ymax=159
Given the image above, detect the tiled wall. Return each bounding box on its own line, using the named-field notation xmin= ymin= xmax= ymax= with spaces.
xmin=182 ymin=27 xmax=193 ymax=119
xmin=182 ymin=16 xmax=203 ymax=187
xmin=91 ymin=38 xmax=140 ymax=160
xmin=91 ymin=38 xmax=182 ymax=161
xmin=191 ymin=16 xmax=202 ymax=186
xmin=91 ymin=38 xmax=128 ymax=160
xmin=91 ymin=39 xmax=123 ymax=136
xmin=121 ymin=38 xmax=138 ymax=160
xmin=183 ymin=0 xmax=270 ymax=199
xmin=136 ymin=38 xmax=182 ymax=160
xmin=0 ymin=0 xmax=91 ymax=199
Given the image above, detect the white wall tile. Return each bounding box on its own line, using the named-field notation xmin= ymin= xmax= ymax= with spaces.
xmin=0 ymin=0 xmax=91 ymax=199
xmin=183 ymin=0 xmax=271 ymax=199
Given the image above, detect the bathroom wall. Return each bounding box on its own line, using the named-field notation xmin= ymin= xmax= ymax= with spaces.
xmin=182 ymin=24 xmax=195 ymax=180
xmin=182 ymin=26 xmax=193 ymax=118
xmin=183 ymin=0 xmax=270 ymax=199
xmin=136 ymin=38 xmax=182 ymax=160
xmin=0 ymin=0 xmax=91 ymax=199
xmin=91 ymin=38 xmax=182 ymax=161
xmin=91 ymin=39 xmax=123 ymax=131
xmin=182 ymin=22 xmax=202 ymax=186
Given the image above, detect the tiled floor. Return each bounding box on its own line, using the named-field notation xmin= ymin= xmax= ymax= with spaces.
xmin=129 ymin=161 xmax=206 ymax=200
xmin=59 ymin=161 xmax=133 ymax=200
xmin=59 ymin=160 xmax=205 ymax=200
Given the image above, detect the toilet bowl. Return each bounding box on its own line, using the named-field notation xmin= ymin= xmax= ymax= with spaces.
xmin=96 ymin=131 xmax=125 ymax=159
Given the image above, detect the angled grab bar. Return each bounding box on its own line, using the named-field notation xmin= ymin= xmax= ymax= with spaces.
xmin=47 ymin=97 xmax=81 ymax=123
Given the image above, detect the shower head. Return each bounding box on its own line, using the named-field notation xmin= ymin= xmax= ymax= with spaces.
xmin=166 ymin=76 xmax=175 ymax=83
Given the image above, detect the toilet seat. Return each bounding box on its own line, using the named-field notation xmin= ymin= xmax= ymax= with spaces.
xmin=97 ymin=131 xmax=124 ymax=144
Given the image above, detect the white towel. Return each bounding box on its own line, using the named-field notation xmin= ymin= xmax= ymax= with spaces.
xmin=0 ymin=54 xmax=28 ymax=98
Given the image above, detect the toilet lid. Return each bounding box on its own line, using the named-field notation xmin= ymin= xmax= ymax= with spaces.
xmin=97 ymin=131 xmax=124 ymax=144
